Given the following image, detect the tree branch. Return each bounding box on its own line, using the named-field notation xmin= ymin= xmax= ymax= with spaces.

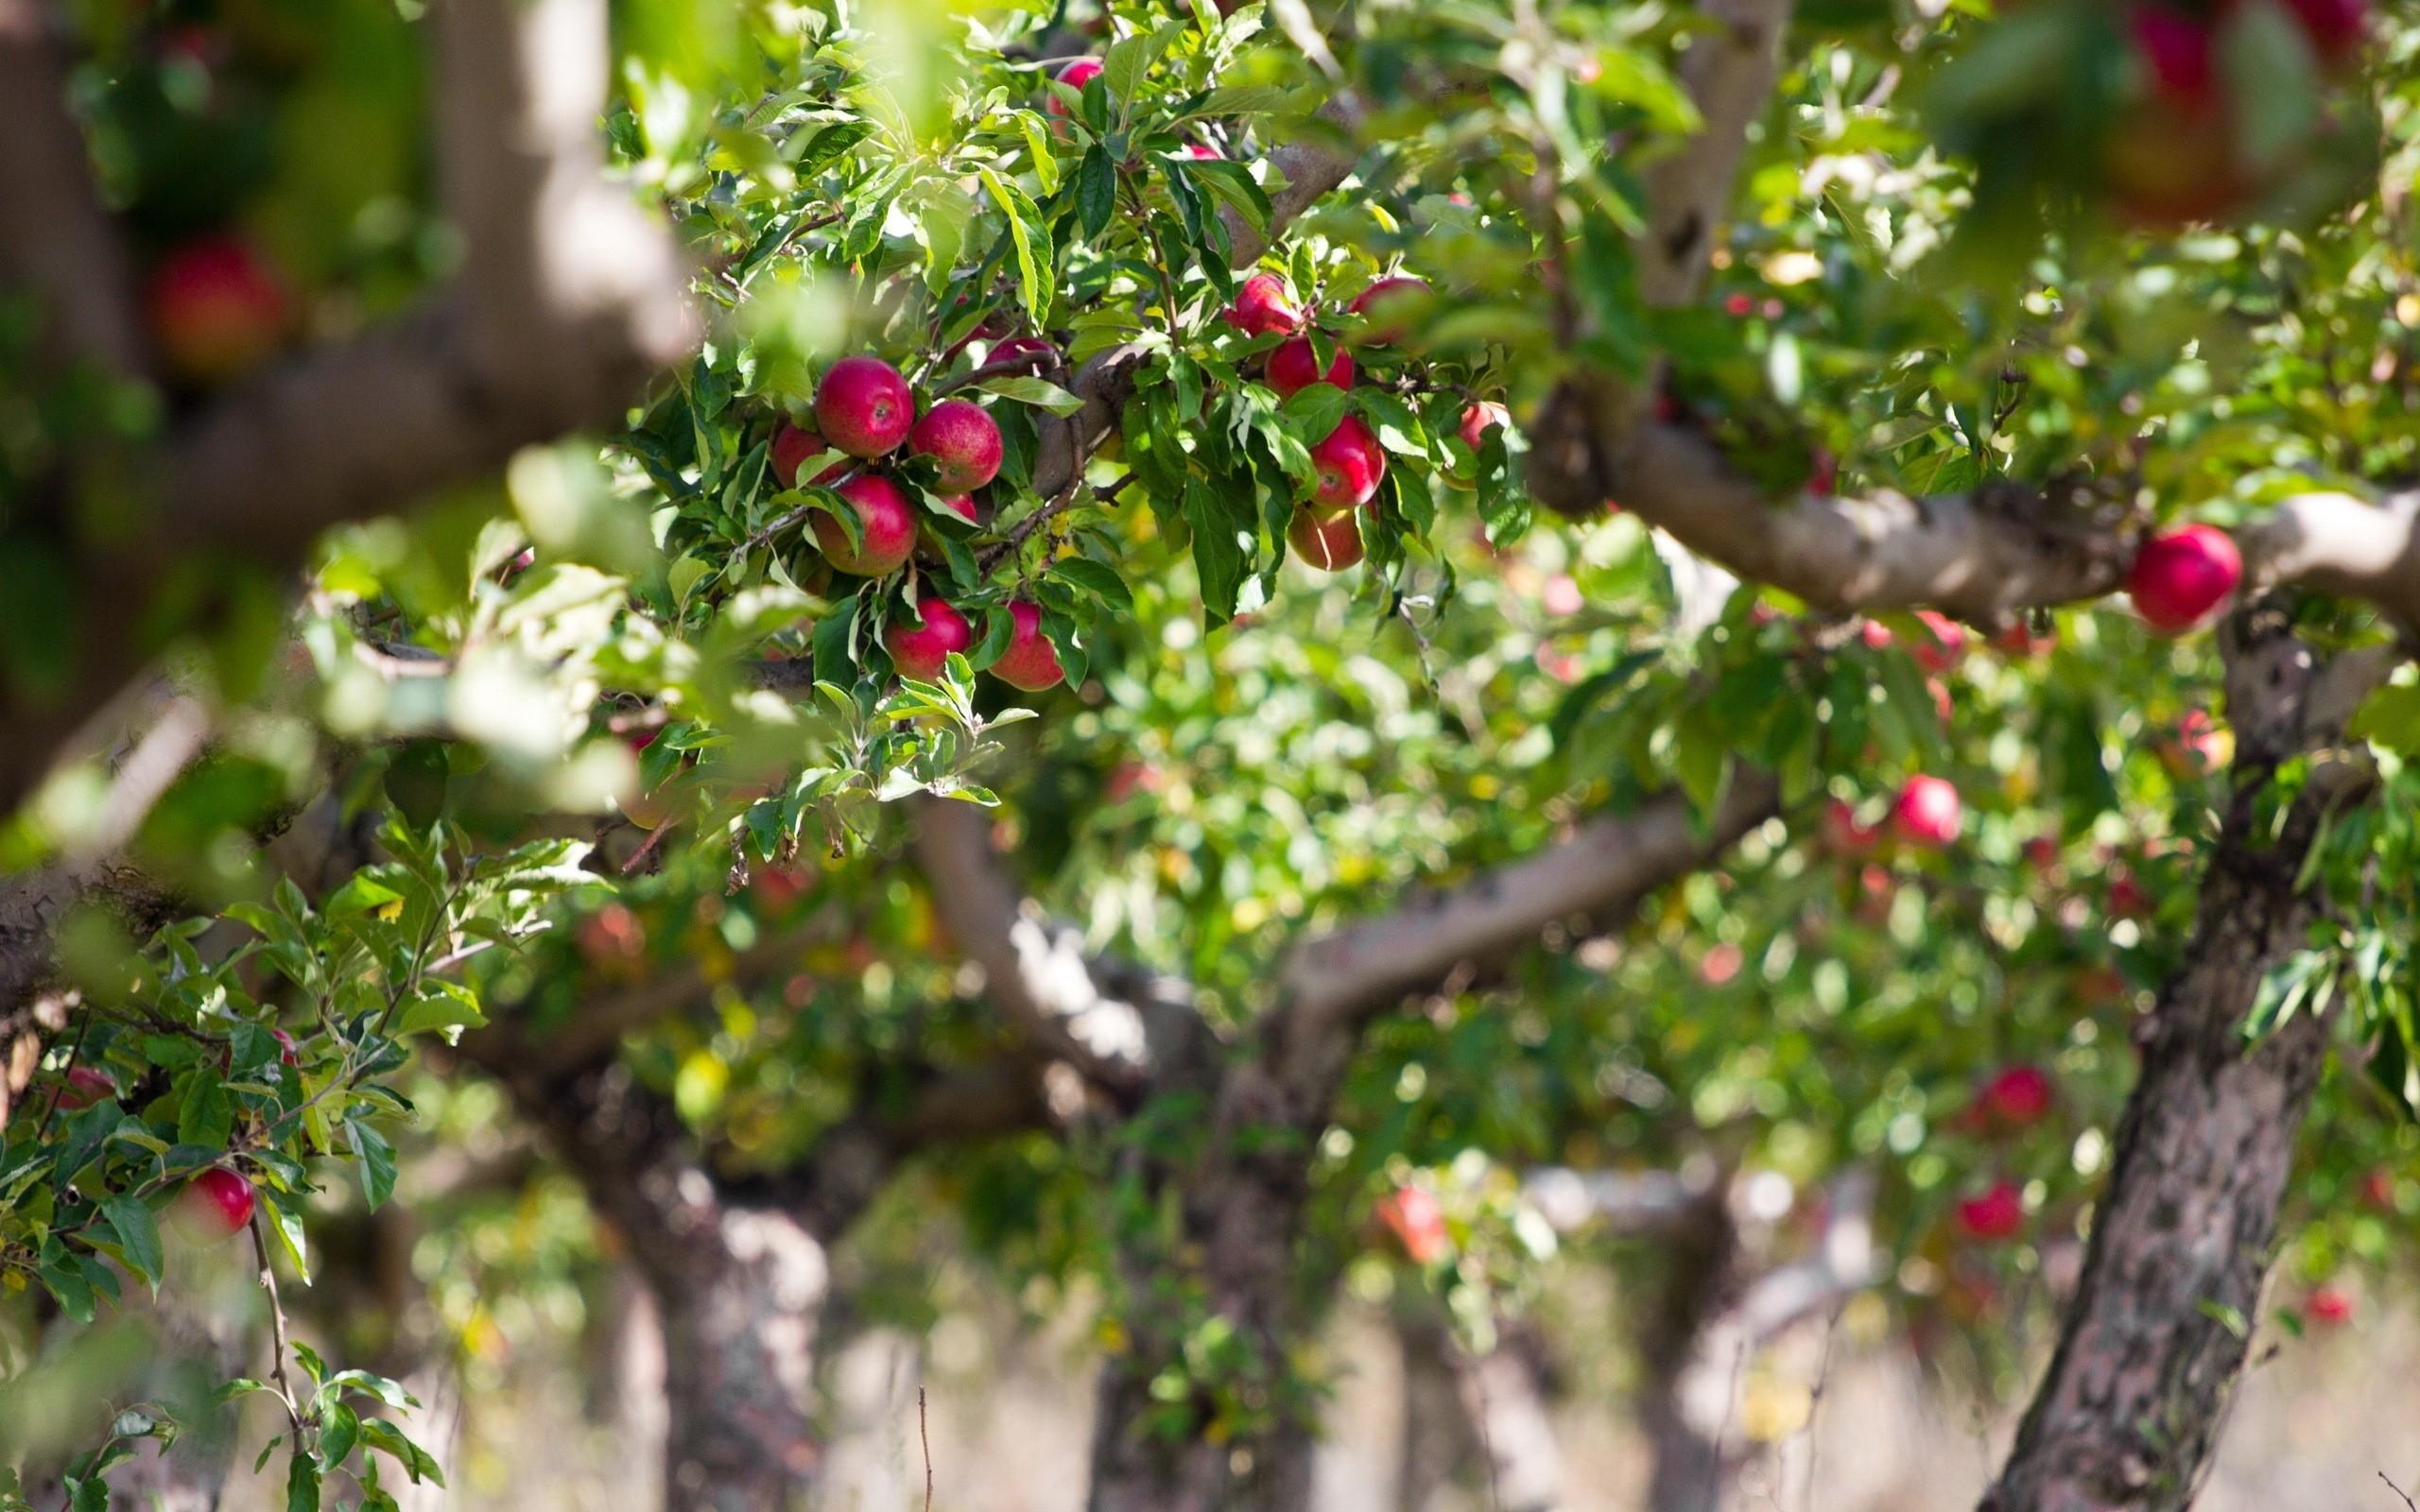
xmin=1265 ymin=773 xmax=1780 ymax=1103
xmin=908 ymin=797 xmax=1199 ymax=1100
xmin=0 ymin=0 xmax=699 ymax=816
xmin=1636 ymin=0 xmax=1796 ymax=307
xmin=0 ymin=0 xmax=149 ymax=380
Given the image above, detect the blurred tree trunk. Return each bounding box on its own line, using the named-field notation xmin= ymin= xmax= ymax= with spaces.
xmin=1983 ymin=617 xmax=2391 ymax=1512
xmin=514 ymin=1062 xmax=827 ymax=1512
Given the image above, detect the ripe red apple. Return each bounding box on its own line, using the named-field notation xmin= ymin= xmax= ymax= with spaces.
xmin=1265 ymin=337 xmax=1355 ymax=397
xmin=2360 ymin=1166 xmax=2397 ymax=1211
xmin=2161 ymin=709 xmax=2230 ymax=775
xmin=987 ymin=335 xmax=1060 ymax=371
xmin=1954 ymin=1179 xmax=2025 ymax=1243
xmin=1287 ymin=507 xmax=1364 ymax=571
xmin=1225 ymin=274 xmax=1305 ymax=337
xmin=811 ymin=475 xmax=917 ymax=576
xmin=770 ymin=422 xmax=827 ymax=488
xmin=1891 ymin=775 xmax=1961 ymax=849
xmin=1045 ymin=57 xmax=1103 ymax=118
xmin=1306 ymin=415 xmax=1386 ymax=511
xmin=579 ymin=902 xmax=648 ymax=965
xmin=1376 ymin=1185 xmax=1448 ymax=1264
xmin=2024 ymin=833 xmax=2061 ymax=870
xmin=2284 ymin=0 xmax=2368 ymax=61
xmin=1979 ymin=1065 xmax=2053 ymax=1128
xmin=751 ymin=864 xmax=812 ymax=912
xmin=1698 ymin=941 xmax=1744 ymax=986
xmin=57 ymin=1065 xmax=117 ymax=1110
xmin=1995 ymin=617 xmax=2056 ymax=657
xmin=1858 ymin=619 xmax=1895 ymax=651
xmin=1822 ymin=799 xmax=1879 ymax=857
xmin=1911 ymin=611 xmax=1967 ymax=673
xmin=993 ymin=601 xmax=1065 ymax=692
xmin=2128 ymin=524 xmax=2241 ymax=632
xmin=1460 ymin=401 xmax=1511 ymax=452
xmin=147 ymin=233 xmax=287 ymax=382
xmin=908 ymin=400 xmax=1003 ymax=492
xmin=2108 ymin=871 xmax=2151 ymax=919
xmin=813 ymin=356 xmax=915 ymax=458
xmin=1184 ymin=142 xmax=1222 ymax=160
xmin=886 ymin=598 xmax=975 ymax=680
xmin=1347 ymin=276 xmax=1432 ymax=346
xmin=2308 ymin=1284 xmax=2354 ymax=1326
xmin=270 ymin=1028 xmax=300 ymax=1067
xmin=2131 ymin=5 xmax=2218 ymax=113
xmin=183 ymin=1168 xmax=255 ymax=1239
xmin=937 ymin=493 xmax=978 ymax=524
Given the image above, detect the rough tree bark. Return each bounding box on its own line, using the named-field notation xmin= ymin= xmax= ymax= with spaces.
xmin=1981 ymin=612 xmax=2397 ymax=1512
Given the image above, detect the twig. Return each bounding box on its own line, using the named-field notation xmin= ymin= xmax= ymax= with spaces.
xmin=249 ymin=1206 xmax=307 ymax=1434
xmin=621 ymin=815 xmax=680 ymax=876
xmin=929 ymin=351 xmax=1058 ymax=399
xmin=30 ymin=1004 xmax=95 ymax=1145
xmin=920 ymin=1384 xmax=934 ymax=1512
xmin=2383 ymin=1470 xmax=2419 ymax=1512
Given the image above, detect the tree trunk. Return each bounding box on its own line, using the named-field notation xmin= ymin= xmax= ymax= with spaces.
xmin=521 ymin=1062 xmax=828 ymax=1512
xmin=1450 ymin=1324 xmax=1566 ymax=1512
xmin=1638 ymin=1189 xmax=1743 ymax=1512
xmin=1982 ymin=616 xmax=2389 ymax=1512
xmin=1085 ymin=1136 xmax=1316 ymax=1512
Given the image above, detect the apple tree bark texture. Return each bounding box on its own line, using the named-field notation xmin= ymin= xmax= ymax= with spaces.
xmin=460 ymin=1006 xmax=1050 ymax=1512
xmin=910 ymin=776 xmax=1780 ymax=1512
xmin=0 ymin=0 xmax=698 ymax=816
xmin=1978 ymin=616 xmax=2394 ymax=1512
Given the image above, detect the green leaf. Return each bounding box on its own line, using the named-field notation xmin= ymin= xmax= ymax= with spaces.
xmin=98 ymin=1196 xmax=163 ymax=1294
xmin=977 ymin=167 xmax=1055 ymax=327
xmin=348 ymin=1117 xmax=398 ymax=1212
xmin=1055 ymin=558 xmax=1134 ymax=611
xmin=392 ymin=980 xmax=486 ymax=1037
xmin=285 ymin=1447 xmax=321 ymax=1512
xmin=318 ymin=1403 xmax=361 ymax=1474
xmin=974 ymin=376 xmax=1085 ymax=416
xmin=1078 ymin=146 xmax=1117 ymax=238
xmin=177 ymin=1074 xmax=234 ymax=1151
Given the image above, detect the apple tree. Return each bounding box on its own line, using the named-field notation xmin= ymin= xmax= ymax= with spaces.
xmin=7 ymin=0 xmax=2420 ymax=1510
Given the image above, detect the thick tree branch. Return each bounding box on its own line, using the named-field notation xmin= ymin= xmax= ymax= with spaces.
xmin=0 ymin=0 xmax=148 ymax=380
xmin=908 ymin=797 xmax=1199 ymax=1099
xmin=0 ymin=0 xmax=699 ymax=816
xmin=1266 ymin=773 xmax=1780 ymax=1103
xmin=1637 ymin=0 xmax=1797 ymax=307
xmin=1984 ymin=607 xmax=2398 ymax=1512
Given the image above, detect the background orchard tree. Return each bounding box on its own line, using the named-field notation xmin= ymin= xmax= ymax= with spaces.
xmin=8 ymin=0 xmax=2420 ymax=1510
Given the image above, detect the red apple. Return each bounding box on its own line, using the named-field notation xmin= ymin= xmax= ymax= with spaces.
xmin=937 ymin=493 xmax=978 ymax=523
xmin=2360 ymin=1166 xmax=2397 ymax=1211
xmin=1822 ymin=799 xmax=1879 ymax=857
xmin=2284 ymin=0 xmax=2368 ymax=61
xmin=1954 ymin=1180 xmax=2025 ymax=1243
xmin=2163 ymin=709 xmax=2229 ymax=774
xmin=57 ymin=1065 xmax=117 ymax=1110
xmin=579 ymin=902 xmax=648 ymax=965
xmin=813 ymin=356 xmax=915 ymax=459
xmin=2128 ymin=524 xmax=2241 ymax=632
xmin=2308 ymin=1284 xmax=2354 ymax=1326
xmin=2131 ymin=5 xmax=2218 ymax=112
xmin=908 ymin=399 xmax=1004 ymax=492
xmin=1912 ymin=611 xmax=1967 ymax=673
xmin=1184 ymin=142 xmax=1222 ymax=160
xmin=147 ymin=233 xmax=287 ymax=382
xmin=1698 ymin=941 xmax=1744 ymax=986
xmin=270 ymin=1028 xmax=299 ymax=1067
xmin=2108 ymin=870 xmax=2151 ymax=919
xmin=1265 ymin=337 xmax=1355 ymax=398
xmin=2024 ymin=833 xmax=2061 ymax=870
xmin=1891 ymin=775 xmax=1961 ymax=849
xmin=1225 ymin=274 xmax=1304 ymax=337
xmin=1287 ymin=507 xmax=1364 ymax=571
xmin=886 ymin=598 xmax=975 ymax=680
xmin=1306 ymin=415 xmax=1386 ymax=511
xmin=811 ymin=475 xmax=917 ymax=576
xmin=993 ymin=601 xmax=1065 ymax=692
xmin=1347 ymin=276 xmax=1432 ymax=346
xmin=1460 ymin=401 xmax=1511 ymax=452
xmin=987 ymin=335 xmax=1060 ymax=371
xmin=1995 ymin=617 xmax=2056 ymax=657
xmin=1858 ymin=620 xmax=1895 ymax=651
xmin=183 ymin=1168 xmax=255 ymax=1239
xmin=1376 ymin=1185 xmax=1448 ymax=1264
xmin=770 ymin=422 xmax=828 ymax=488
xmin=1045 ymin=57 xmax=1103 ymax=118
xmin=1979 ymin=1065 xmax=2053 ymax=1127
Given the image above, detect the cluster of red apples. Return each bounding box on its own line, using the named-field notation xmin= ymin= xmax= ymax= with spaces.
xmin=1221 ymin=270 xmax=1508 ymax=572
xmin=769 ymin=355 xmax=1065 ymax=691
